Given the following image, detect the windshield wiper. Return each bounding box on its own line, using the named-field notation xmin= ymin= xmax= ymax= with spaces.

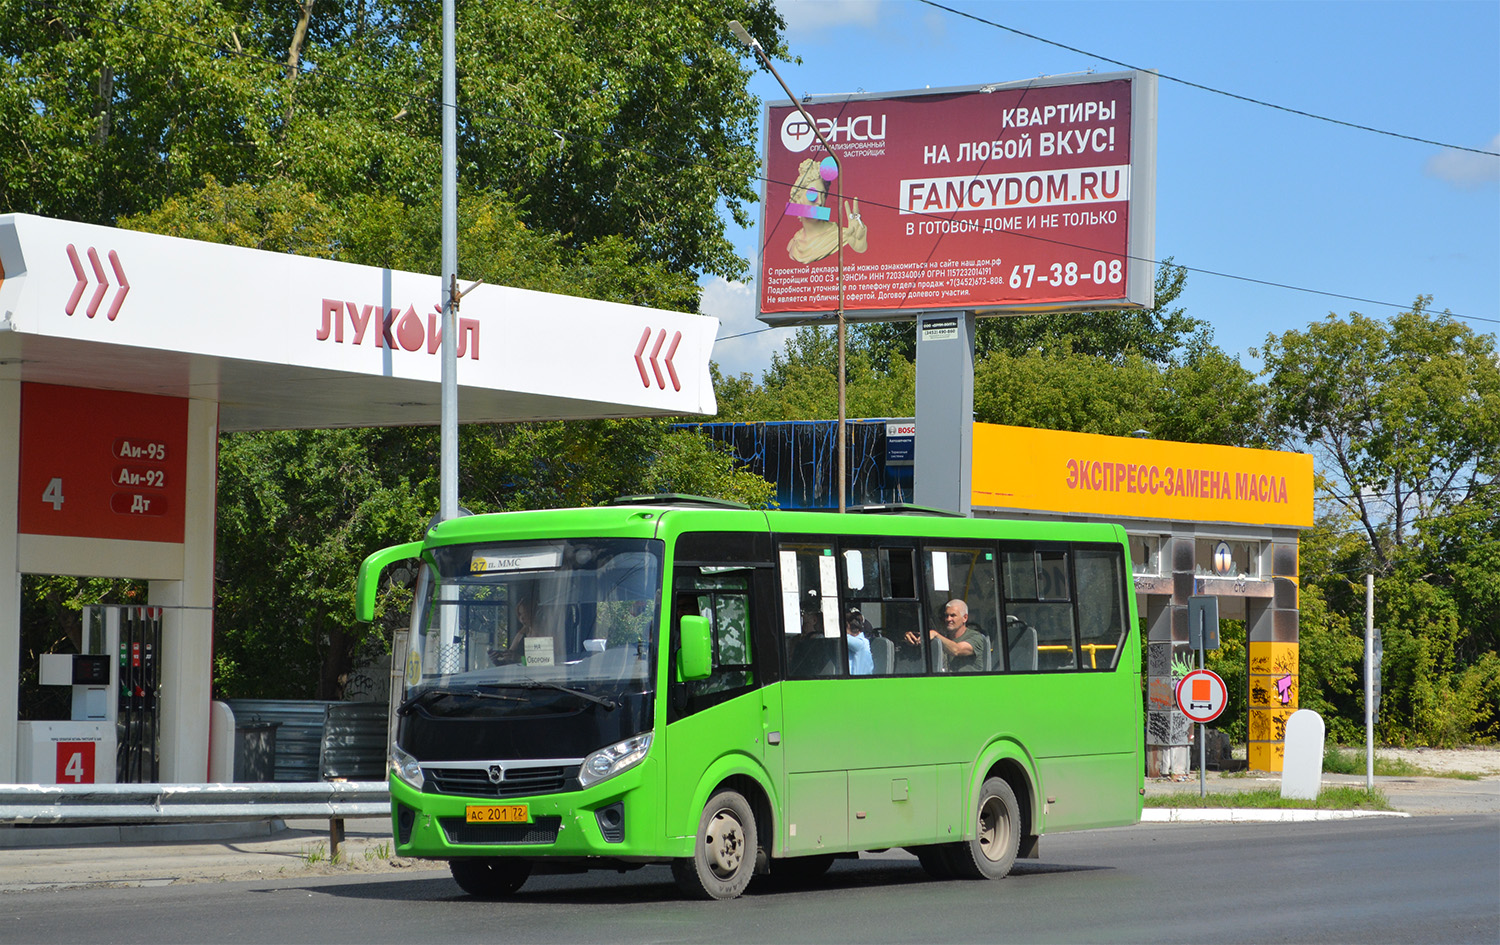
xmin=397 ymin=685 xmax=523 ymax=716
xmin=508 ymin=679 xmax=617 ymax=710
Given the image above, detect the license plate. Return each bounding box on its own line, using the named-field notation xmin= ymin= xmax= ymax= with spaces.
xmin=465 ymin=804 xmax=529 ymax=824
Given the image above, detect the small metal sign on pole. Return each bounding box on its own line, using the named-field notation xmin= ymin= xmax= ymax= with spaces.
xmin=1188 ymin=595 xmax=1219 ymax=651
xmin=1176 ymin=668 xmax=1227 ymax=797
xmin=1184 ymin=596 xmax=1222 ymax=796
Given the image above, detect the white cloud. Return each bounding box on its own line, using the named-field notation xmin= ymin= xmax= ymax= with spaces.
xmin=699 ymin=276 xmax=788 ymax=380
xmin=1425 ymin=134 xmax=1500 ymax=188
xmin=777 ymin=0 xmax=883 ymax=35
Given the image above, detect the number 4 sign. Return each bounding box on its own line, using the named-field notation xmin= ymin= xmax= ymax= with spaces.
xmin=56 ymin=741 xmax=96 ymax=784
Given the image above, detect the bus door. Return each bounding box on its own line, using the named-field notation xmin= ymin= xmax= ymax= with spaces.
xmin=663 ymin=533 xmax=781 ymax=836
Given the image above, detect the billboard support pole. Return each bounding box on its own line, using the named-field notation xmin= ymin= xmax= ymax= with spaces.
xmin=730 ymin=21 xmax=847 ymax=512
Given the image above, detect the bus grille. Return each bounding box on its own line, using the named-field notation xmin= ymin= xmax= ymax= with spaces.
xmin=440 ymin=816 xmax=562 ymax=845
xmin=426 ymin=765 xmax=575 ymax=798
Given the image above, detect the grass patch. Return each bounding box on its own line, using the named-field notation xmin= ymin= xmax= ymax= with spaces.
xmin=300 ymin=842 xmax=345 ymax=867
xmin=1323 ymin=747 xmax=1482 ymax=780
xmin=1145 ymin=785 xmax=1392 ymax=811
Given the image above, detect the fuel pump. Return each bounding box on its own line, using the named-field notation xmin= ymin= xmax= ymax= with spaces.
xmin=19 ymin=605 xmax=163 ymax=784
xmin=116 ymin=606 xmax=162 ymax=782
xmin=22 ymin=606 xmax=119 ymax=784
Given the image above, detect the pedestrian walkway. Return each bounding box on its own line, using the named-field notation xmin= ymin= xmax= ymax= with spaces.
xmin=1143 ymin=768 xmax=1500 ymax=819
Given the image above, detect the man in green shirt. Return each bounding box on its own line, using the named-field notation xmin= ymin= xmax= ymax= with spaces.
xmin=906 ymin=599 xmax=989 ymax=673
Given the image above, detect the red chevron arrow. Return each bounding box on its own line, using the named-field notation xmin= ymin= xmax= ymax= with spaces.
xmin=64 ymin=244 xmax=130 ymax=320
xmin=633 ymin=328 xmax=683 ymax=391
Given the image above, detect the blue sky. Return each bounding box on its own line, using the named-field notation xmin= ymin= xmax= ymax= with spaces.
xmin=703 ymin=0 xmax=1500 ymax=380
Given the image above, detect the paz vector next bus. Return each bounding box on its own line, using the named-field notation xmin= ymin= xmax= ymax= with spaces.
xmin=355 ymin=496 xmax=1143 ymax=900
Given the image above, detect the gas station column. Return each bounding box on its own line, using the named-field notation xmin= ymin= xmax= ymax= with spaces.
xmin=0 ymin=380 xmax=22 ymax=781
xmin=151 ymin=397 xmax=219 ymax=782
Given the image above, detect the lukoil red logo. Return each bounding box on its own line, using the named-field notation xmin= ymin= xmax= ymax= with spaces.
xmin=65 ymin=244 xmax=130 ymax=320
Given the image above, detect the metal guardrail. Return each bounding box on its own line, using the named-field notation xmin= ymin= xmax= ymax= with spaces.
xmin=0 ymin=781 xmax=390 ymax=855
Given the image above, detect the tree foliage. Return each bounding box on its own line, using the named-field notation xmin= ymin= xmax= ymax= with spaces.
xmin=3 ymin=0 xmax=786 ymax=280
xmin=1259 ymin=298 xmax=1500 ymax=572
xmin=1261 ymin=302 xmax=1500 ymax=745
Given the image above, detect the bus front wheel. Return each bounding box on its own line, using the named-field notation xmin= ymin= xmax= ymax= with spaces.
xmin=449 ymin=857 xmax=533 ymax=897
xmin=948 ymin=776 xmax=1021 ymax=880
xmin=673 ymin=789 xmax=758 ymax=900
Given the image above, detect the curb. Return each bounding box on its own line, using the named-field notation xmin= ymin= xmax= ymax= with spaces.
xmin=1142 ymin=808 xmax=1411 ymax=823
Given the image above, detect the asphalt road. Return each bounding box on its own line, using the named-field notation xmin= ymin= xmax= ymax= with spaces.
xmin=3 ymin=814 xmax=1496 ymax=944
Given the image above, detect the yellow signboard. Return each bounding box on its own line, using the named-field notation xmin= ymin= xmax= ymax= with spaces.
xmin=971 ymin=424 xmax=1313 ymax=527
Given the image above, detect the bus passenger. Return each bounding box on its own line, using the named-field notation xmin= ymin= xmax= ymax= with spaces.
xmin=906 ymin=599 xmax=988 ymax=673
xmin=846 ymin=607 xmax=873 ymax=675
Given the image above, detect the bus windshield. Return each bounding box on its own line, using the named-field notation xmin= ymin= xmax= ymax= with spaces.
xmin=404 ymin=538 xmax=662 ymax=716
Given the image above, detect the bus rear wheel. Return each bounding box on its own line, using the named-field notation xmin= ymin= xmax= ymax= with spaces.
xmin=948 ymin=777 xmax=1021 ymax=880
xmin=449 ymin=857 xmax=533 ymax=897
xmin=672 ymin=789 xmax=758 ymax=900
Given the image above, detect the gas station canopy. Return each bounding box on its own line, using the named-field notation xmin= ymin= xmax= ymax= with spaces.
xmin=0 ymin=213 xmax=720 ymax=786
xmin=0 ymin=213 xmax=718 ymax=430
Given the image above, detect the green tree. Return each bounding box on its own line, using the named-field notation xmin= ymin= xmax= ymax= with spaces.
xmin=4 ymin=0 xmax=787 ymax=283
xmin=1259 ymin=299 xmax=1500 ymax=572
xmin=713 ymin=326 xmax=916 ymax=422
xmin=214 ymin=428 xmax=428 ymax=699
xmin=971 ymin=342 xmax=1267 ymax=446
xmin=1261 ymin=301 xmax=1500 ymax=745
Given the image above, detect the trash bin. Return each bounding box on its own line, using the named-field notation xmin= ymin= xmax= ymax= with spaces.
xmin=234 ymin=720 xmax=280 ymax=782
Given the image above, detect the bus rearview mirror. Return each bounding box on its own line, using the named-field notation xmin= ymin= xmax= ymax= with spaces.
xmin=679 ymin=615 xmax=712 ymax=681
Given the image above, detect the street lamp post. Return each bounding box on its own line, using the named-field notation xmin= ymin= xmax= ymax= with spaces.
xmin=438 ymin=0 xmax=458 ymax=523
xmin=729 ymin=21 xmax=847 ymax=513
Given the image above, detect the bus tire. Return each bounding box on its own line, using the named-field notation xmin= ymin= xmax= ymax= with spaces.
xmin=948 ymin=777 xmax=1021 ymax=880
xmin=449 ymin=857 xmax=532 ymax=898
xmin=672 ymin=789 xmax=758 ymax=900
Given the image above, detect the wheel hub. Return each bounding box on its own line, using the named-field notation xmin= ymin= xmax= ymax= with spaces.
xmin=705 ymin=810 xmax=745 ymax=876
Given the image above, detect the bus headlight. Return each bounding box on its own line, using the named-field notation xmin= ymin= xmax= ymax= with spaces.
xmin=578 ymin=733 xmax=652 ymax=788
xmin=390 ymin=742 xmax=424 ymax=791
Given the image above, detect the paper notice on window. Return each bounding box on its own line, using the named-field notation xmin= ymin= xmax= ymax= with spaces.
xmin=524 ymin=637 xmax=555 ymax=667
xmin=818 ymin=554 xmax=837 ymax=594
xmin=932 ymin=552 xmax=950 ymax=592
xmin=844 ymin=549 xmax=865 ymax=590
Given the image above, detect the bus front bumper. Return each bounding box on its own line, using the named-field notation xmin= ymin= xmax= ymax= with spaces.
xmin=389 ymin=759 xmax=670 ymax=861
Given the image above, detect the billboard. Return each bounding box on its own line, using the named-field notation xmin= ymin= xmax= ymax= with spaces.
xmin=755 ymin=71 xmax=1157 ymax=325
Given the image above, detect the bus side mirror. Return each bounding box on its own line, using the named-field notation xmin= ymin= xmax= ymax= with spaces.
xmin=355 ymin=541 xmax=424 ymax=622
xmin=679 ymin=615 xmax=712 ymax=681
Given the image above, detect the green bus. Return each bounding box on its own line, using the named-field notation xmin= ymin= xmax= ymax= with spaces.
xmin=356 ymin=496 xmax=1142 ymax=900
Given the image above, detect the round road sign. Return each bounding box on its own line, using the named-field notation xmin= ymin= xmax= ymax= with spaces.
xmin=1175 ymin=668 xmax=1228 ymax=724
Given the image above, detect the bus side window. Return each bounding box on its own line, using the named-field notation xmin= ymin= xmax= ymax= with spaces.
xmin=921 ymin=546 xmax=1000 ymax=673
xmin=780 ymin=543 xmax=841 ymax=679
xmin=1002 ymin=548 xmax=1077 ymax=671
xmin=842 ymin=542 xmax=921 ymax=676
xmin=1074 ymin=549 xmax=1127 ymax=670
